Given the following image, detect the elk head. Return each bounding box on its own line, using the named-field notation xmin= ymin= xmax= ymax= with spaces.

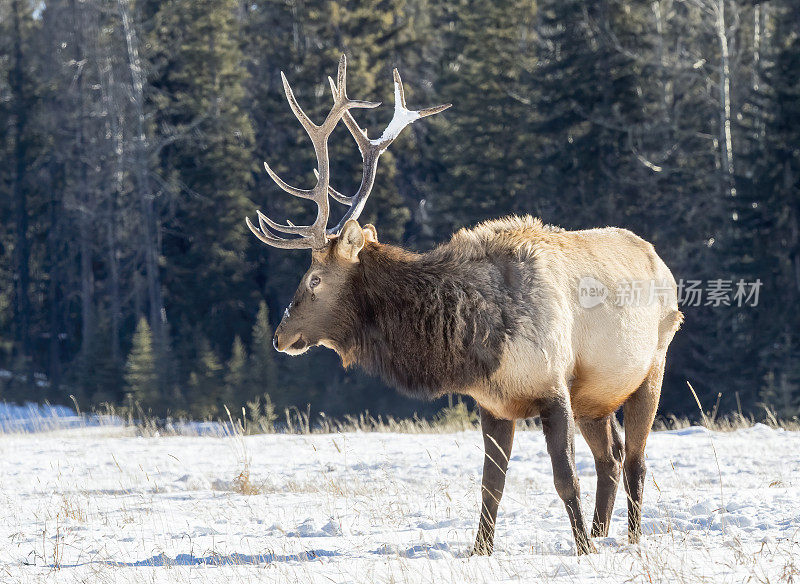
xmin=246 ymin=55 xmax=449 ymax=355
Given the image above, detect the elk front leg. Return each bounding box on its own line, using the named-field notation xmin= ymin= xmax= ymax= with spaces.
xmin=541 ymin=397 xmax=596 ymax=555
xmin=472 ymin=407 xmax=515 ymax=556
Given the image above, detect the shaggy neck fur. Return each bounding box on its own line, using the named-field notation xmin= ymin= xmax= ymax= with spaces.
xmin=332 ymin=240 xmax=532 ymax=399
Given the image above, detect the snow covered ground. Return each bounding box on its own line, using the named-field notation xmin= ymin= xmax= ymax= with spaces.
xmin=0 ymin=421 xmax=798 ymax=583
xmin=0 ymin=401 xmax=101 ymax=433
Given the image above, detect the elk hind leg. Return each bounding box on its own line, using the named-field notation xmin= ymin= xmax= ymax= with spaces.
xmin=623 ymin=358 xmax=664 ymax=544
xmin=541 ymin=396 xmax=596 ymax=555
xmin=578 ymin=414 xmax=623 ymax=538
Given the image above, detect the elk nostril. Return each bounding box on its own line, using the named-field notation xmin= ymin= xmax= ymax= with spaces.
xmin=273 ymin=333 xmax=279 ymax=351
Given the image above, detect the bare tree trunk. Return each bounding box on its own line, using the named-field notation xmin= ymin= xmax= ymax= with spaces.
xmin=79 ymin=219 xmax=95 ymax=357
xmin=752 ymin=4 xmax=768 ymax=143
xmin=47 ymin=181 xmax=62 ymax=394
xmin=652 ymin=1 xmax=665 ymax=102
xmin=119 ymin=0 xmax=166 ymax=350
xmin=70 ymin=0 xmax=96 ymax=362
xmin=98 ymin=54 xmax=123 ymax=366
xmin=106 ymin=151 xmax=122 ymax=366
xmin=715 ymin=0 xmax=735 ymax=197
xmin=11 ymin=0 xmax=33 ymax=385
xmin=752 ymin=4 xmax=761 ymax=91
xmin=790 ymin=174 xmax=800 ymax=294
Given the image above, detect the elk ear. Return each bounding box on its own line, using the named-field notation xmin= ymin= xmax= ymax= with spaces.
xmin=362 ymin=224 xmax=378 ymax=244
xmin=336 ymin=219 xmax=365 ymax=262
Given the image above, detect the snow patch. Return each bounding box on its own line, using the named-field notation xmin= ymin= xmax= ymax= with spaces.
xmin=0 ymin=425 xmax=798 ymax=582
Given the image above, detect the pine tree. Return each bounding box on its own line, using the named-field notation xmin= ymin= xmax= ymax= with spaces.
xmin=187 ymin=336 xmax=224 ymax=418
xmin=1 ymin=0 xmax=43 ymax=392
xmin=223 ymin=335 xmax=248 ymax=409
xmin=247 ymin=301 xmax=276 ymax=400
xmin=429 ymin=0 xmax=538 ymax=236
xmin=146 ymin=0 xmax=257 ymax=377
xmin=533 ymin=0 xmax=658 ymax=228
xmin=738 ymin=0 xmax=800 ymax=416
xmin=80 ymin=322 xmax=124 ymax=405
xmin=245 ymin=392 xmax=277 ymax=434
xmin=124 ymin=318 xmax=159 ymax=409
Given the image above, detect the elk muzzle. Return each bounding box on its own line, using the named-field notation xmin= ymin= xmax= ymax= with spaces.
xmin=273 ymin=321 xmax=311 ymax=355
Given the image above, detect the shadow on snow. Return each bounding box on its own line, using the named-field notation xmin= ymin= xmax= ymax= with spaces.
xmin=51 ymin=549 xmax=341 ymax=568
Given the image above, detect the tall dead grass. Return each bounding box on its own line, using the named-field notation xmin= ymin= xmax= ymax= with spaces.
xmin=2 ymin=384 xmax=798 ymax=437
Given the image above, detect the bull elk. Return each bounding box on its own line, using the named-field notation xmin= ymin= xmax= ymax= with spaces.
xmin=247 ymin=55 xmax=682 ymax=556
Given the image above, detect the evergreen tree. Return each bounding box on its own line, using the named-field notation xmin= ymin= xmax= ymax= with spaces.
xmin=187 ymin=336 xmax=224 ymax=417
xmin=1 ymin=0 xmax=43 ymax=393
xmin=429 ymin=0 xmax=538 ymax=236
xmin=245 ymin=391 xmax=277 ymax=433
xmin=736 ymin=1 xmax=800 ymax=416
xmin=247 ymin=301 xmax=277 ymax=401
xmin=224 ymin=335 xmax=248 ymax=408
xmin=80 ymin=323 xmax=124 ymax=405
xmin=533 ymin=0 xmax=657 ymax=228
xmin=147 ymin=0 xmax=257 ymax=375
xmin=124 ymin=318 xmax=159 ymax=409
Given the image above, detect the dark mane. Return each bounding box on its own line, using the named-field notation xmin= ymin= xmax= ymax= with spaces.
xmin=335 ymin=231 xmax=539 ymax=399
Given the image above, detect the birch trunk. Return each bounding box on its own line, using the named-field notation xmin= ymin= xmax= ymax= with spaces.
xmin=716 ymin=0 xmax=735 ymax=197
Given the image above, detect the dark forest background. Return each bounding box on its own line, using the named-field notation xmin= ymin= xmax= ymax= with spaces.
xmin=1 ymin=0 xmax=798 ymax=422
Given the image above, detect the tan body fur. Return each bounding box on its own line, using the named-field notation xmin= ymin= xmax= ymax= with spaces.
xmin=454 ymin=218 xmax=682 ymax=422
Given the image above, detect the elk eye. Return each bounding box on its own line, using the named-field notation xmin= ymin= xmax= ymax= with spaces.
xmin=309 ymin=276 xmax=321 ymax=289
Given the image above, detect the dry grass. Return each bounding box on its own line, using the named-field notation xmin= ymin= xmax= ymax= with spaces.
xmin=59 ymin=495 xmax=88 ymax=522
xmin=653 ymin=383 xmax=800 ymax=432
xmin=231 ymin=462 xmax=262 ymax=495
xmin=225 ymin=406 xmax=264 ymax=495
xmin=653 ymin=412 xmax=800 ymax=432
xmin=2 ymin=389 xmax=798 ymax=438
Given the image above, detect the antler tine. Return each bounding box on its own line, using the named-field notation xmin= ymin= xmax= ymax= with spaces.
xmin=280 ymin=71 xmax=318 ymax=135
xmin=387 ymin=70 xmax=452 ymax=119
xmin=327 ymin=68 xmax=451 ymax=235
xmin=257 ymin=210 xmax=311 ymax=235
xmin=336 ymin=54 xmax=347 ymax=101
xmin=263 ymin=161 xmax=316 ymax=200
xmin=342 ymin=109 xmax=372 ymax=152
xmin=393 ymin=69 xmax=407 ymax=109
xmin=321 ymin=56 xmax=380 ymax=132
xmin=314 ymin=168 xmax=353 ymax=205
xmin=246 ymin=216 xmax=318 ymax=249
xmin=417 ymin=103 xmax=452 ymax=118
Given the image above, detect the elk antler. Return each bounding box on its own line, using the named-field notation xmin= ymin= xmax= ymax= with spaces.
xmin=247 ymin=56 xmax=450 ymax=249
xmin=325 ymin=69 xmax=450 ymax=235
xmin=246 ymin=55 xmax=379 ymax=249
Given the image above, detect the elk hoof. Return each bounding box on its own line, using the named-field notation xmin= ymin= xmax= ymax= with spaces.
xmin=470 ymin=541 xmax=493 ymax=556
xmin=577 ymin=538 xmax=597 ymax=555
xmin=590 ymin=524 xmax=609 ymax=538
